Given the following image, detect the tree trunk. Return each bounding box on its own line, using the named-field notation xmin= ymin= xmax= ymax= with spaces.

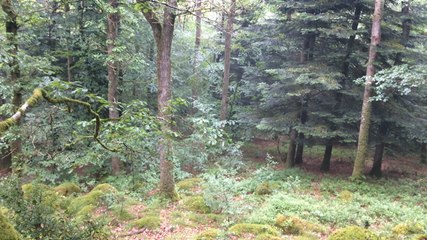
xmin=286 ymin=129 xmax=297 ymax=168
xmin=321 ymin=140 xmax=333 ymax=172
xmin=107 ymin=0 xmax=121 ymax=175
xmin=295 ymin=108 xmax=307 ymax=165
xmin=192 ymin=0 xmax=202 ymax=102
xmin=369 ymin=142 xmax=384 ymax=177
xmin=352 ymin=0 xmax=383 ymax=180
xmin=421 ymin=143 xmax=426 ymax=164
xmin=2 ymin=0 xmax=21 ymax=164
xmin=220 ymin=0 xmax=236 ymax=121
xmin=394 ymin=0 xmax=410 ymax=65
xmin=140 ymin=0 xmax=177 ymax=199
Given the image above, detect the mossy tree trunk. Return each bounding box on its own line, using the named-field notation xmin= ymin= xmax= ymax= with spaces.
xmin=352 ymin=0 xmax=383 ymax=180
xmin=220 ymin=0 xmax=236 ymax=121
xmin=140 ymin=0 xmax=178 ymax=199
xmin=107 ymin=0 xmax=121 ymax=175
xmin=321 ymin=140 xmax=333 ymax=172
xmin=1 ymin=0 xmax=21 ymax=168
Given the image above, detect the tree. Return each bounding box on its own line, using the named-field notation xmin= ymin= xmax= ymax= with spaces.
xmin=220 ymin=0 xmax=236 ymax=120
xmin=138 ymin=0 xmax=178 ymax=199
xmin=107 ymin=0 xmax=121 ymax=175
xmin=352 ymin=0 xmax=384 ymax=179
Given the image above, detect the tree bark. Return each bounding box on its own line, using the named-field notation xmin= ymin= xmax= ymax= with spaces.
xmin=421 ymin=143 xmax=426 ymax=164
xmin=369 ymin=142 xmax=384 ymax=177
xmin=295 ymin=108 xmax=307 ymax=165
xmin=1 ymin=0 xmax=21 ymax=166
xmin=140 ymin=0 xmax=177 ymax=199
xmin=321 ymin=140 xmax=333 ymax=172
xmin=192 ymin=0 xmax=202 ymax=102
xmin=352 ymin=0 xmax=383 ymax=179
xmin=394 ymin=0 xmax=410 ymax=65
xmin=286 ymin=128 xmax=297 ymax=168
xmin=107 ymin=0 xmax=121 ymax=175
xmin=220 ymin=0 xmax=236 ymax=121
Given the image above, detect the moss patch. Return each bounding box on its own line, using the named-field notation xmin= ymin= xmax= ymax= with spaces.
xmin=255 ymin=233 xmax=281 ymax=240
xmin=392 ymin=223 xmax=425 ymax=236
xmin=195 ymin=228 xmax=221 ymax=240
xmin=176 ymin=178 xmax=203 ymax=191
xmin=54 ymin=182 xmax=81 ymax=196
xmin=183 ymin=196 xmax=211 ymax=214
xmin=21 ymin=183 xmax=60 ymax=208
xmin=328 ymin=226 xmax=379 ymax=240
xmin=412 ymin=234 xmax=427 ymax=240
xmin=0 ymin=211 xmax=21 ymax=240
xmin=338 ymin=190 xmax=353 ymax=202
xmin=130 ymin=215 xmax=161 ymax=230
xmin=112 ymin=206 xmax=135 ymax=221
xmin=228 ymin=223 xmax=280 ymax=236
xmin=275 ymin=214 xmax=324 ymax=235
xmin=254 ymin=182 xmax=280 ymax=195
xmin=67 ymin=183 xmax=116 ymax=215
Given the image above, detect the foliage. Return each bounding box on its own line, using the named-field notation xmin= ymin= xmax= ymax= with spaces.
xmin=328 ymin=226 xmax=379 ymax=240
xmin=0 ymin=210 xmax=21 ymax=240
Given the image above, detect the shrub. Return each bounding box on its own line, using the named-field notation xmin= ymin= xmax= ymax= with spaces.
xmin=130 ymin=215 xmax=161 ymax=230
xmin=328 ymin=226 xmax=379 ymax=240
xmin=195 ymin=228 xmax=221 ymax=240
xmin=183 ymin=196 xmax=211 ymax=214
xmin=228 ymin=223 xmax=280 ymax=236
xmin=0 ymin=211 xmax=21 ymax=240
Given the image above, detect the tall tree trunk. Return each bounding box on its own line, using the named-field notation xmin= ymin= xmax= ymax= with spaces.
xmin=369 ymin=142 xmax=384 ymax=177
xmin=352 ymin=0 xmax=384 ymax=179
xmin=295 ymin=108 xmax=307 ymax=165
xmin=107 ymin=0 xmax=121 ymax=175
xmin=421 ymin=143 xmax=426 ymax=164
xmin=64 ymin=2 xmax=73 ymax=82
xmin=394 ymin=0 xmax=410 ymax=65
xmin=286 ymin=129 xmax=297 ymax=168
xmin=321 ymin=140 xmax=333 ymax=172
xmin=191 ymin=0 xmax=202 ymax=112
xmin=220 ymin=0 xmax=236 ymax=121
xmin=2 ymin=0 xmax=21 ymax=166
xmin=140 ymin=0 xmax=177 ymax=199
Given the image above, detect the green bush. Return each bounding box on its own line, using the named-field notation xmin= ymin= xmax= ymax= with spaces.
xmin=0 ymin=211 xmax=21 ymax=240
xmin=328 ymin=226 xmax=379 ymax=240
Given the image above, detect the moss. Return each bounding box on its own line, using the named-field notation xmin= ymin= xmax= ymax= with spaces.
xmin=176 ymin=178 xmax=203 ymax=191
xmin=54 ymin=182 xmax=81 ymax=196
xmin=412 ymin=234 xmax=427 ymax=240
xmin=130 ymin=215 xmax=161 ymax=230
xmin=338 ymin=190 xmax=353 ymax=202
xmin=392 ymin=223 xmax=425 ymax=236
xmin=21 ymin=183 xmax=60 ymax=208
xmin=195 ymin=228 xmax=221 ymax=240
xmin=183 ymin=196 xmax=211 ymax=214
xmin=0 ymin=211 xmax=21 ymax=240
xmin=275 ymin=214 xmax=303 ymax=234
xmin=228 ymin=223 xmax=280 ymax=236
xmin=254 ymin=182 xmax=281 ymax=195
xmin=328 ymin=226 xmax=379 ymax=240
xmin=255 ymin=233 xmax=281 ymax=240
xmin=112 ymin=206 xmax=135 ymax=221
xmin=67 ymin=183 xmax=116 ymax=215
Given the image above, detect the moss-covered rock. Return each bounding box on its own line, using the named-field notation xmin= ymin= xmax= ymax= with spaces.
xmin=54 ymin=182 xmax=81 ymax=196
xmin=112 ymin=206 xmax=135 ymax=221
xmin=328 ymin=226 xmax=379 ymax=240
xmin=183 ymin=196 xmax=211 ymax=214
xmin=130 ymin=215 xmax=161 ymax=230
xmin=254 ymin=182 xmax=280 ymax=195
xmin=176 ymin=178 xmax=203 ymax=191
xmin=392 ymin=223 xmax=425 ymax=236
xmin=228 ymin=223 xmax=280 ymax=236
xmin=67 ymin=183 xmax=116 ymax=215
xmin=21 ymin=183 xmax=60 ymax=208
xmin=195 ymin=228 xmax=221 ymax=240
xmin=0 ymin=211 xmax=21 ymax=240
xmin=255 ymin=233 xmax=281 ymax=240
xmin=338 ymin=190 xmax=353 ymax=202
xmin=275 ymin=214 xmax=303 ymax=234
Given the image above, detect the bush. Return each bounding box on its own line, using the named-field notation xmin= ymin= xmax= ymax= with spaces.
xmin=0 ymin=211 xmax=21 ymax=240
xmin=328 ymin=226 xmax=379 ymax=240
xmin=228 ymin=223 xmax=280 ymax=236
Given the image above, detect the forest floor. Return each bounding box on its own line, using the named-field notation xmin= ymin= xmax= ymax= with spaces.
xmin=108 ymin=139 xmax=427 ymax=240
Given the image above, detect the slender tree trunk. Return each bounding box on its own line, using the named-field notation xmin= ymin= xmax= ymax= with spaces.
xmin=2 ymin=0 xmax=21 ymax=164
xmin=220 ymin=0 xmax=235 ymax=120
xmin=107 ymin=0 xmax=121 ymax=175
xmin=140 ymin=0 xmax=177 ymax=199
xmin=369 ymin=142 xmax=384 ymax=177
xmin=421 ymin=143 xmax=426 ymax=164
xmin=286 ymin=129 xmax=298 ymax=168
xmin=321 ymin=140 xmax=333 ymax=172
xmin=295 ymin=108 xmax=307 ymax=165
xmin=352 ymin=0 xmax=384 ymax=179
xmin=394 ymin=0 xmax=410 ymax=65
xmin=192 ymin=0 xmax=202 ymax=102
xmin=64 ymin=2 xmax=73 ymax=82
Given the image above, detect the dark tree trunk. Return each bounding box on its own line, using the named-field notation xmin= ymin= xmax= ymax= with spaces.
xmin=421 ymin=143 xmax=426 ymax=164
xmin=342 ymin=3 xmax=362 ymax=82
xmin=107 ymin=0 xmax=121 ymax=175
xmin=352 ymin=0 xmax=383 ymax=179
xmin=394 ymin=0 xmax=410 ymax=65
xmin=140 ymin=0 xmax=177 ymax=199
xmin=295 ymin=108 xmax=307 ymax=165
xmin=321 ymin=140 xmax=333 ymax=172
xmin=369 ymin=142 xmax=384 ymax=177
xmin=220 ymin=0 xmax=235 ymax=121
xmin=286 ymin=129 xmax=298 ymax=168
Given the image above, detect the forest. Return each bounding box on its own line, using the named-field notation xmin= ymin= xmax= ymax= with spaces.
xmin=0 ymin=0 xmax=426 ymax=239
